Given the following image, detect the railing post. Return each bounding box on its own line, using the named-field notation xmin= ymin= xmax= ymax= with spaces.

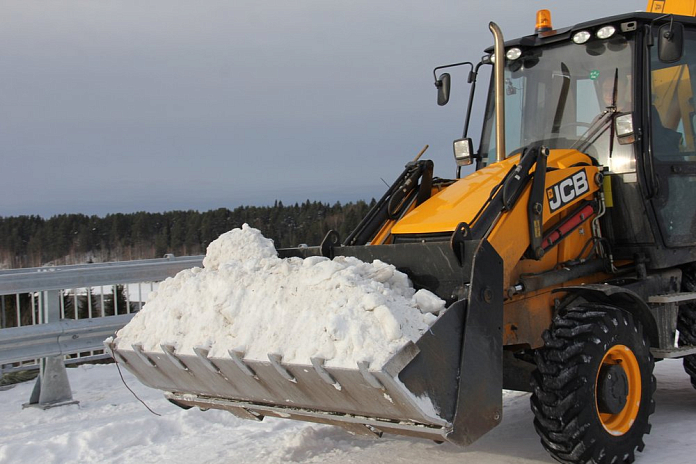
xmin=23 ymin=290 xmax=79 ymax=409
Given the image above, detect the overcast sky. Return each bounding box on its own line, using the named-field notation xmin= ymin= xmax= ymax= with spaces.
xmin=1 ymin=1 xmax=645 ymax=217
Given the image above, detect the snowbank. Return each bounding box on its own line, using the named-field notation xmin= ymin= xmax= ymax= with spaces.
xmin=114 ymin=224 xmax=444 ymax=368
xmin=2 ymin=361 xmax=694 ymax=464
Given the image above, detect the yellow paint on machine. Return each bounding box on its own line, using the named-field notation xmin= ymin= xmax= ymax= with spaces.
xmin=391 ymin=149 xmax=601 ymax=291
xmin=647 ymin=0 xmax=696 ymax=15
xmin=392 ymin=149 xmax=599 ymax=236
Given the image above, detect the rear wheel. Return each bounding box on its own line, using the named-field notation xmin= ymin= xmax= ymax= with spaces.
xmin=678 ymin=264 xmax=696 ymax=389
xmin=531 ymin=303 xmax=655 ymax=464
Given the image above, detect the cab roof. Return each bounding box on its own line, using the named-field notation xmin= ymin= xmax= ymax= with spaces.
xmin=484 ymin=12 xmax=696 ymax=53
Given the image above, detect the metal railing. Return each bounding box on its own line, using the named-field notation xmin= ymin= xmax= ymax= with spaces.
xmin=0 ymin=255 xmax=203 ymax=407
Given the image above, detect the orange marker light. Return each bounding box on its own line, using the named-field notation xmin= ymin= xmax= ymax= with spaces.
xmin=536 ymin=9 xmax=552 ymax=33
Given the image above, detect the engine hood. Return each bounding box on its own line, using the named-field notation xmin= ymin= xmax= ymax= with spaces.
xmin=391 ymin=149 xmax=591 ymax=236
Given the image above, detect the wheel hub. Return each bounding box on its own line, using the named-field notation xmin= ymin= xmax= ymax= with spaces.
xmin=595 ymin=344 xmax=642 ymax=436
xmin=597 ymin=363 xmax=628 ymax=414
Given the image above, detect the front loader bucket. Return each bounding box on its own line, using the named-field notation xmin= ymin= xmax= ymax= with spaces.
xmin=108 ymin=240 xmax=503 ymax=445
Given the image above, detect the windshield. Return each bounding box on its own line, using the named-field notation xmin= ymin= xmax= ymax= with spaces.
xmin=479 ymin=34 xmax=635 ymax=171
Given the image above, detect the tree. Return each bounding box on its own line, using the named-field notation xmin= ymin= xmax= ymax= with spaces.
xmin=103 ymin=285 xmax=135 ymax=316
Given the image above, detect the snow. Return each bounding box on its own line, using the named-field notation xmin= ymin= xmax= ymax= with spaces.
xmin=1 ymin=359 xmax=695 ymax=464
xmin=114 ymin=225 xmax=443 ymax=369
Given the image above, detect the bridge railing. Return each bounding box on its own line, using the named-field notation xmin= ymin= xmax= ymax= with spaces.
xmin=0 ymin=255 xmax=203 ymax=407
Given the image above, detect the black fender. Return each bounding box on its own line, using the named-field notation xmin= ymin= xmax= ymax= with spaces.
xmin=553 ymin=284 xmax=660 ymax=347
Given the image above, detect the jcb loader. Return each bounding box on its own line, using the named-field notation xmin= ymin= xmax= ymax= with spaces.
xmin=109 ymin=1 xmax=696 ymax=462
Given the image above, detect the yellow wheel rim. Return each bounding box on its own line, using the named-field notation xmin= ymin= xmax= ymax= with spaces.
xmin=596 ymin=344 xmax=641 ymax=436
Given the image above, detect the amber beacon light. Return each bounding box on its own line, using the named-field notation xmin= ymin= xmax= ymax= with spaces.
xmin=535 ymin=9 xmax=552 ymax=33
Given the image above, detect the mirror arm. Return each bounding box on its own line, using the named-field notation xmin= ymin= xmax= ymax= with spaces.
xmin=647 ymin=13 xmax=672 ymax=47
xmin=433 ymin=61 xmax=474 ymax=84
xmin=463 ymin=61 xmax=487 ymax=138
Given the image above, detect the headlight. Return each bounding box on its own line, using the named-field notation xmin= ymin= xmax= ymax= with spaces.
xmin=615 ymin=113 xmax=634 ymax=137
xmin=453 ymin=138 xmax=474 ymax=166
xmin=573 ymin=31 xmax=591 ymax=44
xmin=596 ymin=25 xmax=616 ymax=39
xmin=506 ymin=48 xmax=522 ymax=60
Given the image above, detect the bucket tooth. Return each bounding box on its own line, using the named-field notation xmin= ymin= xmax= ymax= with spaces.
xmin=193 ymin=346 xmax=232 ymax=381
xmin=131 ymin=343 xmax=157 ymax=368
xmin=310 ymin=357 xmax=342 ymax=391
xmin=228 ymin=349 xmax=258 ymax=379
xmin=268 ymin=353 xmax=297 ymax=383
xmin=160 ymin=344 xmax=191 ymax=372
xmin=104 ymin=340 xmax=128 ymax=365
xmin=357 ymin=361 xmax=384 ymax=390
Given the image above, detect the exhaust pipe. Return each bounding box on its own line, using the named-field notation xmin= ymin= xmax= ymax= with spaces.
xmin=489 ymin=22 xmax=506 ymax=162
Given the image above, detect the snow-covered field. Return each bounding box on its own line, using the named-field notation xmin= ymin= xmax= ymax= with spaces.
xmin=1 ymin=359 xmax=694 ymax=464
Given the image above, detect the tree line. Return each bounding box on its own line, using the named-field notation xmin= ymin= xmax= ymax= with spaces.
xmin=0 ymin=200 xmax=375 ymax=269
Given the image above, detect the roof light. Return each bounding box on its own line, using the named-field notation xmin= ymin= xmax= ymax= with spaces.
xmin=596 ymin=25 xmax=616 ymax=39
xmin=573 ymin=31 xmax=591 ymax=44
xmin=506 ymin=48 xmax=522 ymax=60
xmin=536 ymin=9 xmax=552 ymax=33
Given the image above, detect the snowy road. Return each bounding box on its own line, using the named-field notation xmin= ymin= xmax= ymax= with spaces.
xmin=1 ymin=359 xmax=694 ymax=464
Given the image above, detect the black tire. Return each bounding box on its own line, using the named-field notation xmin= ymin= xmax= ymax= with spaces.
xmin=678 ymin=264 xmax=696 ymax=389
xmin=531 ymin=303 xmax=655 ymax=464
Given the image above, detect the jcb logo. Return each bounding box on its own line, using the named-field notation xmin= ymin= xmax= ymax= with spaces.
xmin=547 ymin=171 xmax=589 ymax=213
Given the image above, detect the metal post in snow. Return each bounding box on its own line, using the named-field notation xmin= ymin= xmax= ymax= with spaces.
xmin=23 ymin=289 xmax=79 ymax=410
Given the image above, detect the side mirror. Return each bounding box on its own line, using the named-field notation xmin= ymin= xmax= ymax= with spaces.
xmin=453 ymin=138 xmax=474 ymax=166
xmin=658 ymin=21 xmax=684 ymax=63
xmin=436 ymin=73 xmax=451 ymax=106
xmin=615 ymin=113 xmax=635 ymax=145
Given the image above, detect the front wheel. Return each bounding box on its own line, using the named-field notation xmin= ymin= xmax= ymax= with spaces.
xmin=531 ymin=303 xmax=655 ymax=464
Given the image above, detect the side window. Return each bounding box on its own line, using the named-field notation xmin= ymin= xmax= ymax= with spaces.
xmin=651 ymin=62 xmax=696 ymax=160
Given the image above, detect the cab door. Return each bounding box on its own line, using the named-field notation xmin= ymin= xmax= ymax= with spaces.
xmin=649 ymin=25 xmax=696 ymax=247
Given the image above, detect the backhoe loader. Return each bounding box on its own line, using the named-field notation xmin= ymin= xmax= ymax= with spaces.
xmin=109 ymin=1 xmax=696 ymax=462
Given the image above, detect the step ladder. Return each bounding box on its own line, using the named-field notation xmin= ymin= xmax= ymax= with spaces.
xmin=648 ymin=292 xmax=696 ymax=359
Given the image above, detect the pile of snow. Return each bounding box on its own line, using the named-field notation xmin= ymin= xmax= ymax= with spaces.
xmin=114 ymin=224 xmax=444 ymax=368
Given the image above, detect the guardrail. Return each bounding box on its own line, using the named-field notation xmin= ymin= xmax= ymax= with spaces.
xmin=0 ymin=255 xmax=203 ymax=408
xmin=0 ymin=314 xmax=134 ymax=365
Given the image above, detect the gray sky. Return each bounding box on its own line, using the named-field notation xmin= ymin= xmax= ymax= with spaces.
xmin=1 ymin=1 xmax=645 ymax=217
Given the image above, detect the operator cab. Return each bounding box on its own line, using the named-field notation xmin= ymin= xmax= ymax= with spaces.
xmin=443 ymin=11 xmax=696 ymax=267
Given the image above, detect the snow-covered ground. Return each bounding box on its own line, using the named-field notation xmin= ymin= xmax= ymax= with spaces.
xmin=1 ymin=359 xmax=694 ymax=464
